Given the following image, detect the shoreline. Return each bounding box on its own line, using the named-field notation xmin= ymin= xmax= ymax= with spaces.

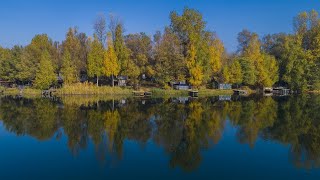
xmin=0 ymin=87 xmax=234 ymax=98
xmin=1 ymin=86 xmax=318 ymax=98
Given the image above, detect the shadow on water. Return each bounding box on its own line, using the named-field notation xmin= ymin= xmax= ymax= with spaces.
xmin=0 ymin=94 xmax=320 ymax=171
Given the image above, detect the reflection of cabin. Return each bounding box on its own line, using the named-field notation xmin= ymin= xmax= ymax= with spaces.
xmin=264 ymin=87 xmax=273 ymax=93
xmin=273 ymin=87 xmax=290 ymax=96
xmin=219 ymin=95 xmax=232 ymax=101
xmin=189 ymin=90 xmax=199 ymax=97
xmin=115 ymin=76 xmax=127 ymax=87
xmin=0 ymin=80 xmax=14 ymax=88
xmin=171 ymin=97 xmax=189 ymax=104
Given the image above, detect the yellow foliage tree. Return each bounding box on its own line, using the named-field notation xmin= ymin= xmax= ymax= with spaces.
xmin=229 ymin=60 xmax=243 ymax=85
xmin=104 ymin=33 xmax=120 ymax=87
xmin=209 ymin=38 xmax=224 ymax=76
xmin=187 ymin=42 xmax=203 ymax=87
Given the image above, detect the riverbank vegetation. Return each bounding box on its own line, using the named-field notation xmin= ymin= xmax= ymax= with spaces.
xmin=0 ymin=8 xmax=319 ymax=93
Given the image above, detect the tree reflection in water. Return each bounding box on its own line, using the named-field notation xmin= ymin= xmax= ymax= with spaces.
xmin=0 ymin=95 xmax=319 ymax=170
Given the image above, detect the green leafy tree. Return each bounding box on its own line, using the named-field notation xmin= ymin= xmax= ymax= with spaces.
xmin=239 ymin=58 xmax=256 ymax=85
xmin=17 ymin=34 xmax=57 ymax=83
xmin=61 ymin=50 xmax=77 ymax=85
xmin=154 ymin=28 xmax=185 ymax=87
xmin=229 ymin=60 xmax=243 ymax=85
xmin=62 ymin=28 xmax=88 ymax=77
xmin=125 ymin=32 xmax=153 ymax=78
xmin=87 ymin=35 xmax=104 ymax=86
xmin=114 ymin=24 xmax=130 ymax=75
xmin=34 ymin=51 xmax=56 ymax=89
xmin=0 ymin=46 xmax=21 ymax=82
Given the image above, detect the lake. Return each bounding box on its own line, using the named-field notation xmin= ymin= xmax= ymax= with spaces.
xmin=0 ymin=95 xmax=319 ymax=179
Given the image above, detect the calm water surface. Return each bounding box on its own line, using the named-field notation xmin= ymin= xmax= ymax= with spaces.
xmin=0 ymin=95 xmax=320 ymax=179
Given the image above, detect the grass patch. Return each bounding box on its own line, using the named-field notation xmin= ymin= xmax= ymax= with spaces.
xmin=55 ymin=82 xmax=132 ymax=95
xmin=151 ymin=88 xmax=233 ymax=97
xmin=1 ymin=87 xmax=41 ymax=97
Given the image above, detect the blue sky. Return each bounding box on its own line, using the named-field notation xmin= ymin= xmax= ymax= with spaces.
xmin=0 ymin=0 xmax=319 ymax=52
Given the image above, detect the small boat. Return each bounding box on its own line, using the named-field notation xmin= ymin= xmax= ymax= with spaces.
xmin=144 ymin=91 xmax=152 ymax=96
xmin=233 ymin=89 xmax=248 ymax=95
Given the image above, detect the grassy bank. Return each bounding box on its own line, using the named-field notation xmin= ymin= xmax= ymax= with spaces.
xmin=54 ymin=83 xmax=132 ymax=96
xmin=1 ymin=83 xmax=235 ymax=98
xmin=151 ymin=88 xmax=233 ymax=97
xmin=1 ymin=87 xmax=42 ymax=97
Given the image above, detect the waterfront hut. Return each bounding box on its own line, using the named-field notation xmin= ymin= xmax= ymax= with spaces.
xmin=215 ymin=83 xmax=232 ymax=90
xmin=172 ymin=81 xmax=190 ymax=90
xmin=189 ymin=90 xmax=199 ymax=97
xmin=115 ymin=76 xmax=127 ymax=87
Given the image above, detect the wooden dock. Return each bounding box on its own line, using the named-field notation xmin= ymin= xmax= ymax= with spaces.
xmin=189 ymin=90 xmax=199 ymax=97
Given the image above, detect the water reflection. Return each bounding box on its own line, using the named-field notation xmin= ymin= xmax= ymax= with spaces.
xmin=0 ymin=95 xmax=319 ymax=171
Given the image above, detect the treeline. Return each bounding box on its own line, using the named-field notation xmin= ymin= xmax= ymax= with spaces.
xmin=0 ymin=8 xmax=319 ymax=91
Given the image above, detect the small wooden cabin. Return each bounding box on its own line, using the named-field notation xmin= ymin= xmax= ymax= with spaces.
xmin=217 ymin=83 xmax=232 ymax=90
xmin=174 ymin=84 xmax=190 ymax=90
xmin=115 ymin=76 xmax=127 ymax=87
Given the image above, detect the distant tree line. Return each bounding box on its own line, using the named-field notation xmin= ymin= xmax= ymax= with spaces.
xmin=0 ymin=8 xmax=319 ymax=91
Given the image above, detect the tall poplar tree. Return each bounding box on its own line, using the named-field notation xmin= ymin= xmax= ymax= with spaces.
xmin=87 ymin=35 xmax=104 ymax=86
xmin=61 ymin=50 xmax=77 ymax=85
xmin=34 ymin=51 xmax=56 ymax=89
xmin=114 ymin=24 xmax=129 ymax=74
xmin=104 ymin=33 xmax=120 ymax=87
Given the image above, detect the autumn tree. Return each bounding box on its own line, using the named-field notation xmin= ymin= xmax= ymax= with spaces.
xmin=61 ymin=50 xmax=77 ymax=85
xmin=238 ymin=58 xmax=256 ymax=85
xmin=221 ymin=66 xmax=230 ymax=83
xmin=153 ymin=28 xmax=185 ymax=87
xmin=62 ymin=28 xmax=88 ymax=78
xmin=0 ymin=46 xmax=21 ymax=82
xmin=17 ymin=34 xmax=57 ymax=84
xmin=104 ymin=33 xmax=120 ymax=87
xmin=209 ymin=35 xmax=225 ymax=79
xmin=228 ymin=60 xmax=243 ymax=85
xmin=237 ymin=29 xmax=279 ymax=87
xmin=187 ymin=41 xmax=203 ymax=87
xmin=114 ymin=23 xmax=130 ymax=75
xmin=125 ymin=32 xmax=153 ymax=78
xmin=87 ymin=35 xmax=104 ymax=86
xmin=170 ymin=8 xmax=208 ymax=87
xmin=34 ymin=50 xmax=56 ymax=89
